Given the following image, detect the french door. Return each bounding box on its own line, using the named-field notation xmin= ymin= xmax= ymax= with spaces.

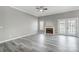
xmin=58 ymin=19 xmax=66 ymax=34
xmin=67 ymin=18 xmax=77 ymax=35
xmin=58 ymin=18 xmax=77 ymax=36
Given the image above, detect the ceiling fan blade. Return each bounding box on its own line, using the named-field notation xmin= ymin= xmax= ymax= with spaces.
xmin=44 ymin=8 xmax=48 ymax=10
xmin=36 ymin=7 xmax=40 ymax=9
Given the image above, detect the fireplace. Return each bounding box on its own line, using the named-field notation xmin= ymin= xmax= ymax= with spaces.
xmin=46 ymin=28 xmax=53 ymax=34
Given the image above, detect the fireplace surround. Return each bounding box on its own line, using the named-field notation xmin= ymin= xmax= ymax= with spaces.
xmin=44 ymin=26 xmax=55 ymax=35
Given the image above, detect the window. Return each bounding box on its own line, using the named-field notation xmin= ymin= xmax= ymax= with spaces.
xmin=40 ymin=21 xmax=44 ymax=30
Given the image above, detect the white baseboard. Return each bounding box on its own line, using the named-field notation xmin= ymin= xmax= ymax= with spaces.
xmin=0 ymin=32 xmax=37 ymax=44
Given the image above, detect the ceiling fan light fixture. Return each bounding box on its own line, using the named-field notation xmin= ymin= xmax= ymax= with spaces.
xmin=40 ymin=9 xmax=44 ymax=12
xmin=36 ymin=6 xmax=47 ymax=13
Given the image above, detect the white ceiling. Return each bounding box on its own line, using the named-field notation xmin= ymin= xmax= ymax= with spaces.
xmin=11 ymin=6 xmax=79 ymax=17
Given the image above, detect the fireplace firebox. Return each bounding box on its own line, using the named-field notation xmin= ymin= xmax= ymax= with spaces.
xmin=46 ymin=28 xmax=53 ymax=34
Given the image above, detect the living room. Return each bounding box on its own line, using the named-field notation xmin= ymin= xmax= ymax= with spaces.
xmin=0 ymin=6 xmax=79 ymax=52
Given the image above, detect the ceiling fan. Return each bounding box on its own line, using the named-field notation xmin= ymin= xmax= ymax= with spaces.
xmin=36 ymin=6 xmax=48 ymax=13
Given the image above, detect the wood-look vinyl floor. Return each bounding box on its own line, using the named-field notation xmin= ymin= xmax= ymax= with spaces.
xmin=0 ymin=34 xmax=79 ymax=52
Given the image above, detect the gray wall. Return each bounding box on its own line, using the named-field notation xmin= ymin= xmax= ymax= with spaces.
xmin=38 ymin=10 xmax=79 ymax=36
xmin=0 ymin=7 xmax=6 ymax=42
xmin=0 ymin=7 xmax=38 ymax=42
